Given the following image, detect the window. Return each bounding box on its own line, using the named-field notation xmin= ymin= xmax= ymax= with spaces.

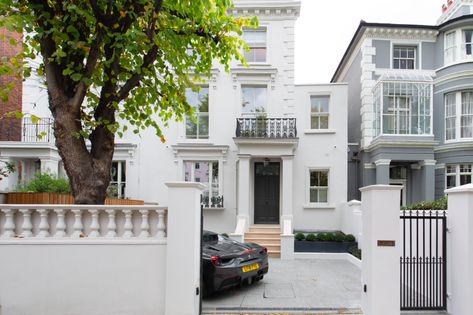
xmin=445 ymin=31 xmax=457 ymax=64
xmin=445 ymin=93 xmax=457 ymax=140
xmin=393 ymin=46 xmax=416 ymax=69
xmin=461 ymin=92 xmax=473 ymax=138
xmin=446 ymin=164 xmax=473 ymax=189
xmin=373 ymin=81 xmax=431 ymax=136
xmin=309 ymin=170 xmax=328 ymax=203
xmin=109 ymin=161 xmax=126 ymax=198
xmin=445 ymin=91 xmax=473 ymax=141
xmin=243 ymin=28 xmax=267 ymax=63
xmin=184 ymin=161 xmax=220 ymax=199
xmin=462 ymin=30 xmax=473 ymax=59
xmin=242 ymin=86 xmax=267 ymax=114
xmin=310 ymin=96 xmax=329 ymax=129
xmin=185 ymin=87 xmax=209 ymax=139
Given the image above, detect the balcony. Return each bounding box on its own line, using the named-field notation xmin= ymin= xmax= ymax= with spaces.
xmin=235 ymin=117 xmax=297 ymax=139
xmin=0 ymin=117 xmax=54 ymax=143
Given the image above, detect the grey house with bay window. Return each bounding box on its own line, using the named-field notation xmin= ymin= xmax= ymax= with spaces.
xmin=333 ymin=0 xmax=473 ymax=204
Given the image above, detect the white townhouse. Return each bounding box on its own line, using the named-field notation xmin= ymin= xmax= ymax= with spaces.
xmin=0 ymin=0 xmax=348 ymax=257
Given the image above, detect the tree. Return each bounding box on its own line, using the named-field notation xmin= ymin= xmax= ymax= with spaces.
xmin=0 ymin=0 xmax=256 ymax=204
xmin=0 ymin=160 xmax=15 ymax=181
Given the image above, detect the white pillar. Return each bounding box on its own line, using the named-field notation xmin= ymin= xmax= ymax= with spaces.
xmin=445 ymin=183 xmax=473 ymax=315
xmin=165 ymin=182 xmax=204 ymax=315
xmin=40 ymin=158 xmax=59 ymax=176
xmin=281 ymin=155 xmax=294 ymax=260
xmin=236 ymin=155 xmax=250 ymax=232
xmin=360 ymin=185 xmax=401 ymax=315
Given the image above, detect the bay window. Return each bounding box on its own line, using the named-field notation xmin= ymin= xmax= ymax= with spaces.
xmin=446 ymin=164 xmax=473 ymax=189
xmin=373 ymin=81 xmax=432 ymax=136
xmin=445 ymin=31 xmax=457 ymax=64
xmin=185 ymin=87 xmax=209 ymax=139
xmin=462 ymin=29 xmax=473 ymax=59
xmin=444 ymin=91 xmax=473 ymax=141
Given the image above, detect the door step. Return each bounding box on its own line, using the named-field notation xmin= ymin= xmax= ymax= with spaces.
xmin=244 ymin=225 xmax=281 ymax=258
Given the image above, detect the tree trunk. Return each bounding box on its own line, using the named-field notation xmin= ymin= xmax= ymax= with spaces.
xmin=49 ymin=90 xmax=114 ymax=205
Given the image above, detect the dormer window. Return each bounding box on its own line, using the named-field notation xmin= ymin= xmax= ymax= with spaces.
xmin=393 ymin=46 xmax=416 ymax=69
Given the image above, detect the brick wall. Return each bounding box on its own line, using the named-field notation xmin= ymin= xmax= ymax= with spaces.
xmin=0 ymin=28 xmax=22 ymax=141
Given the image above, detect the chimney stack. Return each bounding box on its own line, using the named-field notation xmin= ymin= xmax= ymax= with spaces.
xmin=442 ymin=4 xmax=448 ymax=13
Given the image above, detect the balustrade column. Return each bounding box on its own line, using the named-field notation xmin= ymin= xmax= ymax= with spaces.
xmin=19 ymin=209 xmax=33 ymax=238
xmin=122 ymin=209 xmax=134 ymax=238
xmin=54 ymin=209 xmax=67 ymax=238
xmin=88 ymin=209 xmax=100 ymax=237
xmin=139 ymin=210 xmax=150 ymax=237
xmin=71 ymin=209 xmax=83 ymax=238
xmin=1 ymin=208 xmax=16 ymax=238
xmin=156 ymin=209 xmax=166 ymax=238
xmin=37 ymin=209 xmax=50 ymax=237
xmin=106 ymin=209 xmax=117 ymax=237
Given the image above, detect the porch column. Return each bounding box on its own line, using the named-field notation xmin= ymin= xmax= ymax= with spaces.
xmin=420 ymin=160 xmax=435 ymax=201
xmin=374 ymin=159 xmax=390 ymax=185
xmin=281 ymin=155 xmax=294 ymax=260
xmin=236 ymin=155 xmax=251 ymax=233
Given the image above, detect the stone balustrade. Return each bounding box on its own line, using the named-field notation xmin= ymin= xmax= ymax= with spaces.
xmin=0 ymin=204 xmax=167 ymax=239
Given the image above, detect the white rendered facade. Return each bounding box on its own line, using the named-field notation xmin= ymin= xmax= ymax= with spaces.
xmin=0 ymin=0 xmax=348 ymax=235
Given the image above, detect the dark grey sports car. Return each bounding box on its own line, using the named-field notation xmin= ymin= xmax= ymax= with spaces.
xmin=202 ymin=230 xmax=269 ymax=296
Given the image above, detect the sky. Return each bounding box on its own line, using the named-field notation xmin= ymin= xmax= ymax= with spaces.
xmin=294 ymin=0 xmax=446 ymax=84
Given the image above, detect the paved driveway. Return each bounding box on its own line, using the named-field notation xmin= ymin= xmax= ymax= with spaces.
xmin=203 ymin=258 xmax=362 ymax=314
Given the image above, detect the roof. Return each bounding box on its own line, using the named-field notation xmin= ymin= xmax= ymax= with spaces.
xmin=331 ymin=14 xmax=473 ymax=83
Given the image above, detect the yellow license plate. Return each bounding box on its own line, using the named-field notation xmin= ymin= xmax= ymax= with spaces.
xmin=242 ymin=263 xmax=259 ymax=273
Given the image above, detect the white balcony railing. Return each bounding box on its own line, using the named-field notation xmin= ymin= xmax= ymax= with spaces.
xmin=0 ymin=204 xmax=167 ymax=239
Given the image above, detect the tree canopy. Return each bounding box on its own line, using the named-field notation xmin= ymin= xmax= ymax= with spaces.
xmin=0 ymin=0 xmax=256 ymax=203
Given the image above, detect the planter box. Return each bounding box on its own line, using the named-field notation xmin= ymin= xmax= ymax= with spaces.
xmin=294 ymin=240 xmax=357 ymax=253
xmin=5 ymin=192 xmax=144 ymax=205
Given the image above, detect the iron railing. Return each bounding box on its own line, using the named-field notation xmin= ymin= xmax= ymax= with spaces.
xmin=22 ymin=117 xmax=54 ymax=143
xmin=400 ymin=209 xmax=447 ymax=311
xmin=200 ymin=195 xmax=224 ymax=208
xmin=235 ymin=118 xmax=297 ymax=139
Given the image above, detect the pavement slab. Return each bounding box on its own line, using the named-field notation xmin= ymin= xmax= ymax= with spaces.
xmin=202 ymin=258 xmax=362 ymax=314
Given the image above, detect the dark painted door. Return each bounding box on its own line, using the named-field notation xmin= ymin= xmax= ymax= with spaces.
xmin=254 ymin=162 xmax=280 ymax=224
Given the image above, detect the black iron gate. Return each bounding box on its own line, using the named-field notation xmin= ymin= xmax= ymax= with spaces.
xmin=400 ymin=209 xmax=447 ymax=311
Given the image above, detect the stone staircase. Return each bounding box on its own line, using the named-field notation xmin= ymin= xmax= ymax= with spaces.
xmin=244 ymin=224 xmax=280 ymax=258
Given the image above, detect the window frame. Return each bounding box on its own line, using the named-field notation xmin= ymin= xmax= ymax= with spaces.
xmin=185 ymin=86 xmax=209 ymax=140
xmin=462 ymin=29 xmax=473 ymax=59
xmin=242 ymin=27 xmax=267 ymax=63
xmin=307 ymin=168 xmax=330 ymax=205
xmin=445 ymin=164 xmax=473 ymax=189
xmin=444 ymin=90 xmax=473 ymax=142
xmin=241 ymin=85 xmax=268 ymax=116
xmin=392 ymin=45 xmax=417 ymax=70
xmin=309 ymin=95 xmax=330 ymax=130
xmin=184 ymin=160 xmax=222 ymax=199
xmin=444 ymin=31 xmax=457 ymax=64
xmin=109 ymin=160 xmax=127 ymax=199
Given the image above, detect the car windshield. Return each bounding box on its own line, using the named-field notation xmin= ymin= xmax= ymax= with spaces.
xmin=202 ymin=231 xmax=218 ymax=244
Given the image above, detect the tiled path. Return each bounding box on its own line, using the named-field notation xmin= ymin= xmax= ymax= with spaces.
xmin=202 ymin=258 xmax=362 ymax=314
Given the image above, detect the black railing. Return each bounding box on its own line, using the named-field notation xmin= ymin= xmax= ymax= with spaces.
xmin=400 ymin=210 xmax=447 ymax=311
xmin=201 ymin=195 xmax=224 ymax=208
xmin=235 ymin=118 xmax=297 ymax=139
xmin=22 ymin=117 xmax=54 ymax=143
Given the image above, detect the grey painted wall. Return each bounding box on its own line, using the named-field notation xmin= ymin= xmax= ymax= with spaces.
xmin=435 ymin=168 xmax=445 ymax=199
xmin=373 ymin=40 xmax=390 ymax=69
xmin=342 ymin=51 xmax=362 ymax=144
xmin=421 ymin=42 xmax=436 ymax=70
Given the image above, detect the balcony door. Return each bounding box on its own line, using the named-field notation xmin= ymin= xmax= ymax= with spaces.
xmin=254 ymin=162 xmax=280 ymax=224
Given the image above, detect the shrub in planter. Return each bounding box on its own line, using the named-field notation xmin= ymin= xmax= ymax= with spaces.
xmin=305 ymin=233 xmax=316 ymax=242
xmin=295 ymin=232 xmax=305 ymax=241
xmin=17 ymin=173 xmax=70 ymax=194
xmin=334 ymin=232 xmax=345 ymax=242
xmin=344 ymin=234 xmax=356 ymax=242
xmin=317 ymin=232 xmax=334 ymax=242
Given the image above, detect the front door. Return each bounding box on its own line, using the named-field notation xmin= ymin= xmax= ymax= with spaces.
xmin=254 ymin=162 xmax=280 ymax=224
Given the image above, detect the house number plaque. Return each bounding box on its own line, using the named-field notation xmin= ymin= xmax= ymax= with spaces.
xmin=377 ymin=240 xmax=395 ymax=247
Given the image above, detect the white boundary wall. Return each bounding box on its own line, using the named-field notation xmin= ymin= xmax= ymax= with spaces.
xmin=0 ymin=182 xmax=204 ymax=315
